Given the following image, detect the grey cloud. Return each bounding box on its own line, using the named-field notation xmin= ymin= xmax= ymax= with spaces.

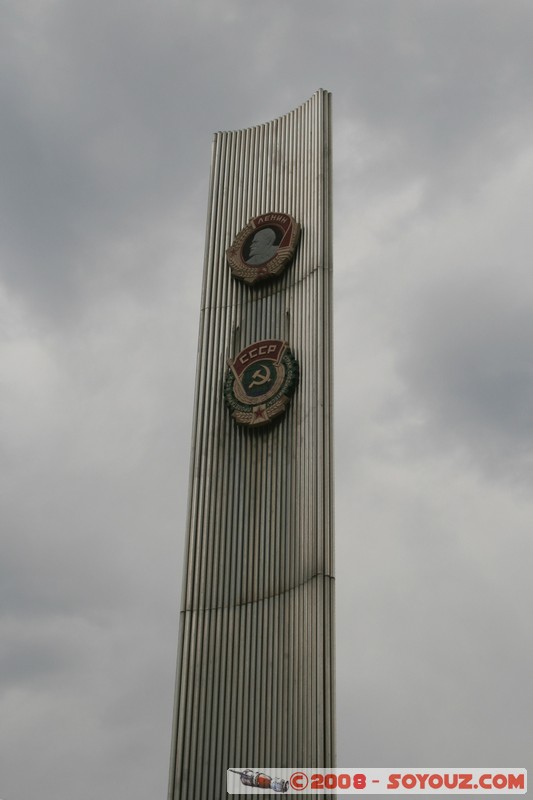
xmin=398 ymin=271 xmax=533 ymax=479
xmin=5 ymin=0 xmax=532 ymax=321
xmin=0 ymin=1 xmax=260 ymax=319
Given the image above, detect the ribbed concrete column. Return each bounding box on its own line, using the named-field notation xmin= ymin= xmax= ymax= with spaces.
xmin=168 ymin=89 xmax=334 ymax=799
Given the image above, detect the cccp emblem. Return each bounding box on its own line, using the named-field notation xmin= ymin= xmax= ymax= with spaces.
xmin=226 ymin=213 xmax=300 ymax=286
xmin=224 ymin=340 xmax=299 ymax=427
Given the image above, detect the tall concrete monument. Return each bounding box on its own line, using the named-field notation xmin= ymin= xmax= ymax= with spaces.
xmin=168 ymin=90 xmax=334 ymax=799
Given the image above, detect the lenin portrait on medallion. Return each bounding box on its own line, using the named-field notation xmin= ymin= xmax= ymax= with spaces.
xmin=226 ymin=212 xmax=300 ymax=286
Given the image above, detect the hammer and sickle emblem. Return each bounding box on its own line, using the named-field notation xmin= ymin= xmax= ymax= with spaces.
xmin=248 ymin=364 xmax=271 ymax=388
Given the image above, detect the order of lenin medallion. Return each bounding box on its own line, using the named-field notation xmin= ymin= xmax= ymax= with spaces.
xmin=226 ymin=213 xmax=301 ymax=286
xmin=224 ymin=339 xmax=299 ymax=426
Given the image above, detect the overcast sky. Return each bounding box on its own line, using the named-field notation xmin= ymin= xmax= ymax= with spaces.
xmin=1 ymin=2 xmax=532 ymax=799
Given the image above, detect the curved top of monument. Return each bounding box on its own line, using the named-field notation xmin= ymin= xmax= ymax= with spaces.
xmin=214 ymin=88 xmax=331 ymax=135
xmin=204 ymin=87 xmax=332 ymax=302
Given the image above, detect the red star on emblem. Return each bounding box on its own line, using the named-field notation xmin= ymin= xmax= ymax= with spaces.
xmin=252 ymin=405 xmax=267 ymax=422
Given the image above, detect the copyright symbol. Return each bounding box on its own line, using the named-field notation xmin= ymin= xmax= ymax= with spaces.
xmin=290 ymin=771 xmax=308 ymax=791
